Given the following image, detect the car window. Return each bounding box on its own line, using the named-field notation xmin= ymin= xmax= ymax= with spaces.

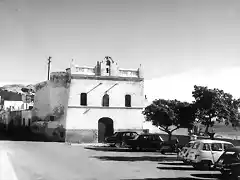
xmin=154 ymin=135 xmax=163 ymax=141
xmin=225 ymin=151 xmax=236 ymax=155
xmin=211 ymin=143 xmax=223 ymax=151
xmin=192 ymin=142 xmax=200 ymax=149
xmin=139 ymin=135 xmax=148 ymax=140
xmin=130 ymin=132 xmax=138 ymax=138
xmin=185 ymin=142 xmax=193 ymax=148
xmin=113 ymin=132 xmax=118 ymax=137
xmin=123 ymin=133 xmax=131 ymax=137
xmin=133 ymin=135 xmax=139 ymax=140
xmin=224 ymin=143 xmax=234 ymax=150
xmin=148 ymin=136 xmax=154 ymax=141
xmin=202 ymin=143 xmax=211 ymax=151
xmin=153 ymin=135 xmax=159 ymax=141
xmin=159 ymin=136 xmax=164 ymax=141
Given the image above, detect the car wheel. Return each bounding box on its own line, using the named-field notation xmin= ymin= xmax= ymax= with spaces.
xmin=161 ymin=150 xmax=165 ymax=154
xmin=136 ymin=146 xmax=141 ymax=151
xmin=200 ymin=161 xmax=212 ymax=170
xmin=121 ymin=141 xmax=127 ymax=148
xmin=115 ymin=143 xmax=121 ymax=148
xmin=183 ymin=160 xmax=188 ymax=165
xmin=231 ymin=168 xmax=239 ymax=180
xmin=220 ymin=170 xmax=230 ymax=177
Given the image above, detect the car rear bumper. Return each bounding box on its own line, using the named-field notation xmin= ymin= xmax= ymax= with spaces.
xmin=214 ymin=165 xmax=231 ymax=172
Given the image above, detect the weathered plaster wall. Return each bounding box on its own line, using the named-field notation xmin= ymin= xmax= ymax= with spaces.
xmin=32 ymin=73 xmax=70 ymax=140
xmin=32 ymin=81 xmax=51 ymax=119
xmin=33 ymin=73 xmax=70 ymax=123
xmin=68 ymin=78 xmax=144 ymax=108
xmin=49 ymin=72 xmax=70 ymax=127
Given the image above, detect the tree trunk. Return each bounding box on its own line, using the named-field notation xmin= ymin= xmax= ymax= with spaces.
xmin=168 ymin=132 xmax=172 ymax=141
xmin=205 ymin=124 xmax=209 ymax=135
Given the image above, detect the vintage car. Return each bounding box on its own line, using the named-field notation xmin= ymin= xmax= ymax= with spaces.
xmin=105 ymin=131 xmax=139 ymax=147
xmin=124 ymin=133 xmax=164 ymax=151
xmin=214 ymin=146 xmax=240 ymax=179
xmin=159 ymin=138 xmax=181 ymax=154
xmin=185 ymin=139 xmax=234 ymax=170
xmin=178 ymin=141 xmax=195 ymax=163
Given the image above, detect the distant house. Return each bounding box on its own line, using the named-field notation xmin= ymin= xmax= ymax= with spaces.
xmin=0 ymin=85 xmax=34 ymax=130
xmin=0 ymin=85 xmax=34 ymax=111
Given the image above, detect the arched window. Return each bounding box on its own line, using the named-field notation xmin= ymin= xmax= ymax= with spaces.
xmin=102 ymin=94 xmax=109 ymax=107
xmin=125 ymin=94 xmax=131 ymax=107
xmin=106 ymin=60 xmax=111 ymax=66
xmin=80 ymin=93 xmax=87 ymax=106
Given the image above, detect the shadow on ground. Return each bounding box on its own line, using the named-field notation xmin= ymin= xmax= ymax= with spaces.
xmin=92 ymin=155 xmax=178 ymax=162
xmin=191 ymin=173 xmax=223 ymax=180
xmin=85 ymin=146 xmax=176 ymax=154
xmin=158 ymin=162 xmax=186 ymax=166
xmin=0 ymin=129 xmax=52 ymax=142
xmin=191 ymin=173 xmax=237 ymax=180
xmin=85 ymin=146 xmax=133 ymax=152
xmin=157 ymin=166 xmax=198 ymax=171
xmin=121 ymin=178 xmax=202 ymax=180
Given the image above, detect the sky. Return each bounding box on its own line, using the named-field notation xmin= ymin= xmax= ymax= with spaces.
xmin=1 ymin=0 xmax=240 ymax=102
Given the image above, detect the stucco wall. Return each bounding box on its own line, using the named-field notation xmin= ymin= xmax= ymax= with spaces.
xmin=68 ymin=78 xmax=144 ymax=108
xmin=65 ymin=77 xmax=145 ymax=143
xmin=66 ymin=108 xmax=144 ymax=130
xmin=65 ymin=107 xmax=145 ymax=143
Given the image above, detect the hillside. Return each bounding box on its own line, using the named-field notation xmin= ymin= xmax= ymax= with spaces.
xmin=0 ymin=84 xmax=35 ymax=94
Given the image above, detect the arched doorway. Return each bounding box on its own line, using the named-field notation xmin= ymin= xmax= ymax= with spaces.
xmin=98 ymin=117 xmax=114 ymax=143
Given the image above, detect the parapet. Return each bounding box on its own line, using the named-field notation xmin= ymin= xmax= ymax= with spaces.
xmin=69 ymin=56 xmax=143 ymax=79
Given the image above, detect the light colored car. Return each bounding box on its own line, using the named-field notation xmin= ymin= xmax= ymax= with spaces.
xmin=185 ymin=139 xmax=234 ymax=170
xmin=178 ymin=141 xmax=195 ymax=163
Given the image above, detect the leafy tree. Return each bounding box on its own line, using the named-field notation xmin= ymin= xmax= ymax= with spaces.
xmin=142 ymin=99 xmax=196 ymax=141
xmin=192 ymin=85 xmax=240 ymax=137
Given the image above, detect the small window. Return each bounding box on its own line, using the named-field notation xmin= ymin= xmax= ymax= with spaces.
xmin=224 ymin=143 xmax=234 ymax=150
xmin=102 ymin=94 xmax=109 ymax=107
xmin=80 ymin=93 xmax=87 ymax=106
xmin=106 ymin=60 xmax=111 ymax=66
xmin=50 ymin=116 xmax=55 ymax=121
xmin=211 ymin=143 xmax=223 ymax=151
xmin=125 ymin=94 xmax=131 ymax=107
xmin=106 ymin=68 xmax=109 ymax=73
xmin=202 ymin=143 xmax=211 ymax=151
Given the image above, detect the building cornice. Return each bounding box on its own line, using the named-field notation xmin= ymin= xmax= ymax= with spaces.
xmin=71 ymin=74 xmax=144 ymax=82
xmin=68 ymin=105 xmax=144 ymax=110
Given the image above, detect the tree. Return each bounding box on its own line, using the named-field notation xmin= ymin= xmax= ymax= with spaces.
xmin=192 ymin=85 xmax=240 ymax=137
xmin=142 ymin=99 xmax=196 ymax=141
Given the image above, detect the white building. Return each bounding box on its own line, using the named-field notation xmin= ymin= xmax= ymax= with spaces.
xmin=33 ymin=56 xmax=147 ymax=143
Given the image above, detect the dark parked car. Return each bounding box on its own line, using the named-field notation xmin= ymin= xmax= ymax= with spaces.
xmin=125 ymin=133 xmax=164 ymax=151
xmin=159 ymin=138 xmax=180 ymax=154
xmin=105 ymin=131 xmax=139 ymax=147
xmin=214 ymin=146 xmax=240 ymax=179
